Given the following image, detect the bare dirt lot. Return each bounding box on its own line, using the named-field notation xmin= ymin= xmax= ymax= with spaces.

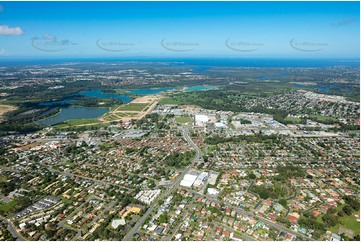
xmin=0 ymin=104 xmax=17 ymax=121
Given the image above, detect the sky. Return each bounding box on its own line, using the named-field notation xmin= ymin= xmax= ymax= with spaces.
xmin=0 ymin=1 xmax=359 ymax=59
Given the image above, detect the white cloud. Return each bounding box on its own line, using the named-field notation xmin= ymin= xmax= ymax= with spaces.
xmin=0 ymin=25 xmax=23 ymax=36
xmin=0 ymin=5 xmax=4 ymax=12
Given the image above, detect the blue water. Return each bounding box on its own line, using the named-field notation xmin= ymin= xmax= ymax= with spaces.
xmin=80 ymin=90 xmax=132 ymax=103
xmin=168 ymin=58 xmax=360 ymax=68
xmin=37 ymin=107 xmax=108 ymax=126
xmin=40 ymin=98 xmax=76 ymax=106
xmin=293 ymin=84 xmax=352 ymax=93
xmin=0 ymin=57 xmax=359 ymax=68
xmin=185 ymin=85 xmax=218 ymax=92
xmin=129 ymin=87 xmax=173 ymax=95
xmin=38 ymin=88 xmax=173 ymax=125
xmin=44 ymin=88 xmax=174 ymax=106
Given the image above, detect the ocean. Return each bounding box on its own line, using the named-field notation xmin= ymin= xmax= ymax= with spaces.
xmin=0 ymin=57 xmax=359 ymax=68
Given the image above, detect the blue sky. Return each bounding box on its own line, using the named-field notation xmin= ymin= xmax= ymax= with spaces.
xmin=0 ymin=1 xmax=359 ymax=59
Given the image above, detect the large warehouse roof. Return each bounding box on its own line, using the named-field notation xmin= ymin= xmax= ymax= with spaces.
xmin=180 ymin=174 xmax=198 ymax=187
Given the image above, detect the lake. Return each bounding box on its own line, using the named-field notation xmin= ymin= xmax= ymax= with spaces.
xmin=37 ymin=107 xmax=108 ymax=126
xmin=185 ymin=85 xmax=218 ymax=92
xmin=80 ymin=90 xmax=132 ymax=103
xmin=37 ymin=86 xmax=212 ymax=125
xmin=80 ymin=87 xmax=173 ymax=101
xmin=37 ymin=88 xmax=174 ymax=125
xmin=40 ymin=98 xmax=76 ymax=106
xmin=293 ymin=84 xmax=352 ymax=94
xmin=129 ymin=87 xmax=173 ymax=95
xmin=41 ymin=87 xmax=201 ymax=108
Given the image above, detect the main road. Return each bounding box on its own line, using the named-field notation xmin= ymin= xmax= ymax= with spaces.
xmin=123 ymin=128 xmax=313 ymax=241
xmin=122 ymin=128 xmax=202 ymax=241
xmin=0 ymin=215 xmax=26 ymax=241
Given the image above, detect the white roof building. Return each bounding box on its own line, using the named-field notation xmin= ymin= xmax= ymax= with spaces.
xmin=207 ymin=188 xmax=220 ymax=196
xmin=197 ymin=172 xmax=208 ymax=181
xmin=195 ymin=114 xmax=209 ymax=126
xmin=111 ymin=218 xmax=126 ymax=229
xmin=180 ymin=174 xmax=198 ymax=187
xmin=193 ymin=180 xmax=204 ymax=187
xmin=175 ymin=233 xmax=182 ymax=240
xmin=215 ymin=122 xmax=227 ymax=129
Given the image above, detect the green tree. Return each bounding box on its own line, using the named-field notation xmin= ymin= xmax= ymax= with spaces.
xmin=342 ymin=205 xmax=353 ymax=216
xmin=327 ymin=207 xmax=337 ymax=215
xmin=279 ymin=199 xmax=288 ymax=208
xmin=248 ymin=173 xmax=256 ymax=179
xmin=322 ymin=214 xmax=338 ymax=227
xmin=158 ymin=214 xmax=169 ymax=224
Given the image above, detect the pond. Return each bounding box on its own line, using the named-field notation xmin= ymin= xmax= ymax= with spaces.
xmin=37 ymin=106 xmax=108 ymax=126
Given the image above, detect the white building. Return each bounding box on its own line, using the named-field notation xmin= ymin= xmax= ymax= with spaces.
xmin=180 ymin=174 xmax=198 ymax=187
xmin=197 ymin=172 xmax=208 ymax=181
xmin=135 ymin=189 xmax=161 ymax=204
xmin=208 ymin=172 xmax=219 ymax=185
xmin=111 ymin=218 xmax=126 ymax=229
xmin=195 ymin=114 xmax=209 ymax=126
xmin=207 ymin=188 xmax=220 ymax=196
xmin=193 ymin=180 xmax=204 ymax=187
xmin=214 ymin=122 xmax=227 ymax=129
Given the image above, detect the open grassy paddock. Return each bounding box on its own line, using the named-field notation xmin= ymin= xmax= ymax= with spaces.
xmin=175 ymin=116 xmax=193 ymax=123
xmin=116 ymin=103 xmax=149 ymax=112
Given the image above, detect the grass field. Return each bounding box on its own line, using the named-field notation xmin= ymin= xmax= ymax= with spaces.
xmin=175 ymin=116 xmax=193 ymax=123
xmin=159 ymin=97 xmax=181 ymax=105
xmin=348 ymin=130 xmax=360 ymax=135
xmin=66 ymin=119 xmax=100 ymax=125
xmin=112 ymin=112 xmax=137 ymax=117
xmin=309 ymin=114 xmax=337 ymax=122
xmin=103 ymin=114 xmax=120 ymax=121
xmin=0 ymin=200 xmax=17 ymax=212
xmin=20 ymin=142 xmax=43 ymax=150
xmin=57 ymin=123 xmax=109 ymax=129
xmin=329 ymin=214 xmax=360 ymax=235
xmin=117 ymin=103 xmax=149 ymax=112
xmin=204 ymin=145 xmax=218 ymax=155
xmin=99 ymin=97 xmax=157 ymax=123
xmin=284 ymin=117 xmax=302 ymax=123
xmin=326 ymin=204 xmax=360 ymax=236
xmin=113 ymin=113 xmax=126 ymax=117
xmin=54 ymin=118 xmax=102 ymax=128
xmin=0 ymin=104 xmax=16 ymax=120
xmin=103 ymin=112 xmax=138 ymax=121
